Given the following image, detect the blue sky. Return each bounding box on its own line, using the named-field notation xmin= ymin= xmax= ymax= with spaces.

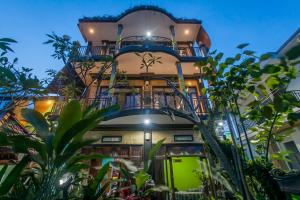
xmin=0 ymin=0 xmax=299 ymax=78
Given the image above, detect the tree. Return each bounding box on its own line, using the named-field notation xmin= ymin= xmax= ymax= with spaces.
xmin=0 ymin=38 xmax=44 ymax=115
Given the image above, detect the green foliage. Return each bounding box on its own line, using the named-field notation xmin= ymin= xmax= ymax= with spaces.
xmin=285 ymin=43 xmax=300 ymax=60
xmin=0 ymin=100 xmax=119 ymax=199
xmin=245 ymin=159 xmax=285 ymax=200
xmin=0 ymin=38 xmax=44 ymax=114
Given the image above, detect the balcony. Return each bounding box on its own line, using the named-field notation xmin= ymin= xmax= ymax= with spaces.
xmin=82 ymin=92 xmax=210 ymax=118
xmin=76 ymin=35 xmax=207 ymax=60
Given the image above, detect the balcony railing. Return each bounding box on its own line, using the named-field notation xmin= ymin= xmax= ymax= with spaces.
xmin=239 ymin=89 xmax=300 ymax=132
xmin=82 ymin=93 xmax=210 ymax=116
xmin=75 ymin=35 xmax=207 ymax=59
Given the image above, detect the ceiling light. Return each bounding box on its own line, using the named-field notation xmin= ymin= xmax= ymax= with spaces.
xmin=144 ymin=119 xmax=150 ymax=125
xmin=89 ymin=28 xmax=94 ymax=34
xmin=184 ymin=29 xmax=190 ymax=35
xmin=146 ymin=31 xmax=151 ymax=37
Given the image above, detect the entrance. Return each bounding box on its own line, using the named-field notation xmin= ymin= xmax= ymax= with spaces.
xmin=164 ymin=156 xmax=203 ymax=199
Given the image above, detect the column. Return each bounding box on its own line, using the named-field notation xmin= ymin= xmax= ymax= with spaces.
xmin=169 ymin=25 xmax=176 ymax=50
xmin=116 ymin=24 xmax=123 ymax=53
xmin=108 ymin=62 xmax=116 ymax=96
xmin=176 ymin=62 xmax=187 ymax=95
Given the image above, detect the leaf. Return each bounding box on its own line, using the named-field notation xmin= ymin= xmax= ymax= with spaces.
xmin=273 ymin=96 xmax=289 ymax=112
xmin=8 ymin=135 xmax=48 ymax=163
xmin=225 ymin=57 xmax=235 ymax=65
xmin=0 ymin=165 xmax=8 ymax=183
xmin=89 ymin=163 xmax=110 ymax=196
xmin=262 ymin=65 xmax=281 ymax=74
xmin=236 ymin=43 xmax=249 ymax=49
xmin=135 ymin=170 xmax=151 ymax=191
xmin=53 ymin=100 xmax=82 ymax=152
xmin=243 ymin=50 xmax=255 ymax=56
xmin=247 ymin=86 xmax=255 ymax=93
xmin=21 ymin=108 xmax=49 ymax=141
xmin=144 ymin=139 xmax=165 ymax=172
xmin=0 ymin=155 xmax=30 ymax=195
xmin=0 ymin=38 xmax=17 ymax=43
xmin=260 ymin=53 xmax=272 ymax=61
xmin=201 ymin=88 xmax=207 ymax=95
xmin=261 ymin=105 xmax=273 ymax=119
xmin=265 ymin=76 xmax=279 ymax=88
xmin=285 ymin=43 xmax=300 ymax=60
xmin=215 ymin=53 xmax=224 ymax=61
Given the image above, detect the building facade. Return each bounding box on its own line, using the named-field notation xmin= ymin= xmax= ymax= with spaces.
xmin=74 ymin=6 xmax=211 ymax=192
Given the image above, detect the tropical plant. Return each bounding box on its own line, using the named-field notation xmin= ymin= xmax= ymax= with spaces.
xmin=194 ymin=43 xmax=300 ymax=199
xmin=0 ymin=38 xmax=44 ymax=115
xmin=0 ymin=100 xmax=119 ymax=199
xmin=44 ymin=33 xmax=115 ymax=99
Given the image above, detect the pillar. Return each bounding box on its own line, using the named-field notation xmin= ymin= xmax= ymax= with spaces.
xmin=116 ymin=24 xmax=123 ymax=52
xmin=108 ymin=62 xmax=116 ymax=96
xmin=176 ymin=62 xmax=187 ymax=95
xmin=169 ymin=25 xmax=176 ymax=50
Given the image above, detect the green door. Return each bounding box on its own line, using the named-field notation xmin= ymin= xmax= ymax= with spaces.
xmin=164 ymin=156 xmax=202 ymax=191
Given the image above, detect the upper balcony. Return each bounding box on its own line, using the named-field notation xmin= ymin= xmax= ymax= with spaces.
xmin=78 ymin=5 xmax=211 ymax=62
xmin=76 ymin=35 xmax=207 ymax=61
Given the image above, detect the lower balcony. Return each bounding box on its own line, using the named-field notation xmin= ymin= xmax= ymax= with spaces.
xmin=83 ymin=92 xmax=210 ymax=118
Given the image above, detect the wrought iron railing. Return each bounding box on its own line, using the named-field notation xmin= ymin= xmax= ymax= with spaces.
xmin=75 ymin=35 xmax=207 ymax=58
xmin=82 ymin=93 xmax=210 ymax=116
xmin=239 ymin=89 xmax=300 ymax=132
xmin=0 ymin=112 xmax=29 ymax=135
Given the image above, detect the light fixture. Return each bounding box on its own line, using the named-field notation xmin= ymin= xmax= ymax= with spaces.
xmin=218 ymin=121 xmax=224 ymax=126
xmin=46 ymin=100 xmax=52 ymax=105
xmin=89 ymin=28 xmax=94 ymax=34
xmin=145 ymin=132 xmax=151 ymax=141
xmin=144 ymin=119 xmax=150 ymax=125
xmin=195 ymin=66 xmax=199 ymax=70
xmin=184 ymin=29 xmax=190 ymax=35
xmin=59 ymin=179 xmax=64 ymax=185
xmin=146 ymin=31 xmax=151 ymax=37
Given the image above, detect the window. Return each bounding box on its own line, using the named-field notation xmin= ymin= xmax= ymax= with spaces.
xmin=174 ymin=135 xmax=194 ymax=142
xmin=102 ymin=136 xmax=122 ymax=143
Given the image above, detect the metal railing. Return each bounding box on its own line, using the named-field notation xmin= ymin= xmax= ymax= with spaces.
xmin=75 ymin=35 xmax=207 ymax=58
xmin=81 ymin=93 xmax=210 ymax=116
xmin=239 ymin=89 xmax=300 ymax=132
xmin=0 ymin=112 xmax=29 ymax=135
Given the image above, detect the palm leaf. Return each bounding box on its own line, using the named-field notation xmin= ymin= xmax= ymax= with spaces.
xmin=144 ymin=138 xmax=165 ymax=172
xmin=89 ymin=163 xmax=110 ymax=196
xmin=53 ymin=100 xmax=82 ymax=153
xmin=0 ymin=165 xmax=8 ymax=183
xmin=0 ymin=155 xmax=30 ymax=195
xmin=21 ymin=108 xmax=49 ymax=141
xmin=56 ymin=105 xmax=119 ymax=154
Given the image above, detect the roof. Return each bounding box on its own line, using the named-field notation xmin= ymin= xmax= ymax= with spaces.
xmin=277 ymin=27 xmax=300 ymax=54
xmin=79 ymin=5 xmax=202 ymax=24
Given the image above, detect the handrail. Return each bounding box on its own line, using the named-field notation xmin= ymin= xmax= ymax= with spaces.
xmin=82 ymin=93 xmax=210 ymax=116
xmin=120 ymin=35 xmax=172 ymax=43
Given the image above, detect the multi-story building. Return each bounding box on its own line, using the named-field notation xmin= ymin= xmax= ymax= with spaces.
xmin=1 ymin=6 xmax=212 ymax=196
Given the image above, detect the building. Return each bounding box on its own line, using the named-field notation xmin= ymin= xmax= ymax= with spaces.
xmin=76 ymin=5 xmax=211 ymax=193
xmin=1 ymin=6 xmax=212 ymax=196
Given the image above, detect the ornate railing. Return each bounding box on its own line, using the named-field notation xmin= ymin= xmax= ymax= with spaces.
xmin=239 ymin=89 xmax=300 ymax=133
xmin=76 ymin=35 xmax=207 ymax=58
xmin=0 ymin=112 xmax=29 ymax=135
xmin=82 ymin=93 xmax=210 ymax=116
